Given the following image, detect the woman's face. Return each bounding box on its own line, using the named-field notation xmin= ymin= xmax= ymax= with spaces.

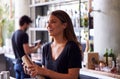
xmin=47 ymin=15 xmax=66 ymax=37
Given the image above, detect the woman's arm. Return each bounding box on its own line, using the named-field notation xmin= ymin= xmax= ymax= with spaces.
xmin=46 ymin=68 xmax=80 ymax=79
xmin=28 ymin=64 xmax=80 ymax=79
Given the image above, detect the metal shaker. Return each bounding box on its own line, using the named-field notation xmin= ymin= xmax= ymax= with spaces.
xmin=1 ymin=71 xmax=10 ymax=79
xmin=0 ymin=72 xmax=3 ymax=79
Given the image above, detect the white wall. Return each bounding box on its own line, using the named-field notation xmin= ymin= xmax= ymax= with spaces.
xmin=15 ymin=0 xmax=30 ymax=30
xmin=94 ymin=0 xmax=120 ymax=59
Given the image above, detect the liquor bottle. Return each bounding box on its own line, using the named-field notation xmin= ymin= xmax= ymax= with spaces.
xmin=36 ymin=15 xmax=40 ymax=28
xmin=103 ymin=48 xmax=108 ymax=66
xmin=116 ymin=55 xmax=120 ymax=74
xmin=22 ymin=55 xmax=45 ymax=79
xmin=108 ymin=49 xmax=114 ymax=68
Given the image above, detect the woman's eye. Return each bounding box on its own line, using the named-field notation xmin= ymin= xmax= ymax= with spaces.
xmin=47 ymin=20 xmax=57 ymax=24
xmin=52 ymin=21 xmax=56 ymax=23
xmin=50 ymin=20 xmax=56 ymax=23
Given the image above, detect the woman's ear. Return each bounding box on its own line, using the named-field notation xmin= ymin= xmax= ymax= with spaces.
xmin=63 ymin=23 xmax=67 ymax=29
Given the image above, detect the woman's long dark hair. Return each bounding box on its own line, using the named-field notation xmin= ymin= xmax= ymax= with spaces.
xmin=51 ymin=10 xmax=82 ymax=51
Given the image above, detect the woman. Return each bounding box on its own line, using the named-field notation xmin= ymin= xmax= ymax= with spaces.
xmin=28 ymin=10 xmax=82 ymax=79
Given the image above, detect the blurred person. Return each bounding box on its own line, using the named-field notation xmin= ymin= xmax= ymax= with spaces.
xmin=12 ymin=15 xmax=40 ymax=79
xmin=27 ymin=10 xmax=82 ymax=79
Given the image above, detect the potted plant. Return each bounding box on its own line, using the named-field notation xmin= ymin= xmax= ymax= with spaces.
xmin=6 ymin=20 xmax=14 ymax=39
xmin=0 ymin=2 xmax=6 ymax=47
xmin=0 ymin=0 xmax=14 ymax=47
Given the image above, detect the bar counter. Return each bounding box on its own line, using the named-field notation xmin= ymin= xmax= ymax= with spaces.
xmin=4 ymin=53 xmax=120 ymax=79
xmin=80 ymin=68 xmax=120 ymax=79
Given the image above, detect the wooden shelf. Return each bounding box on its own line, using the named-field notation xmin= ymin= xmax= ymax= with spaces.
xmin=81 ymin=0 xmax=88 ymax=3
xmin=30 ymin=0 xmax=79 ymax=7
xmin=29 ymin=28 xmax=48 ymax=31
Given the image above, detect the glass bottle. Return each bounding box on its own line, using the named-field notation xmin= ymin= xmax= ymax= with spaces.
xmin=103 ymin=48 xmax=108 ymax=66
xmin=108 ymin=49 xmax=114 ymax=68
xmin=116 ymin=54 xmax=120 ymax=74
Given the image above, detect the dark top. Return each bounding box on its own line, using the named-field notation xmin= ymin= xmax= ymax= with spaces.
xmin=42 ymin=41 xmax=82 ymax=79
xmin=12 ymin=30 xmax=28 ymax=59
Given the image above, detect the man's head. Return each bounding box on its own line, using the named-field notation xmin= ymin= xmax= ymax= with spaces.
xmin=19 ymin=15 xmax=32 ymax=31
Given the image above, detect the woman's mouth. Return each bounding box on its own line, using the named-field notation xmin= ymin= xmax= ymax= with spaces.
xmin=48 ymin=29 xmax=53 ymax=32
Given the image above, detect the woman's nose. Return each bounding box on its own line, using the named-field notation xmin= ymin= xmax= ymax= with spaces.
xmin=47 ymin=22 xmax=51 ymax=28
xmin=47 ymin=22 xmax=50 ymax=29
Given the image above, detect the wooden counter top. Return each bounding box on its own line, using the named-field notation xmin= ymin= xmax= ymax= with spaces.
xmin=81 ymin=68 xmax=120 ymax=79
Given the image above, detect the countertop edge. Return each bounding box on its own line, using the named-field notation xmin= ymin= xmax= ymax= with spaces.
xmin=80 ymin=68 xmax=120 ymax=79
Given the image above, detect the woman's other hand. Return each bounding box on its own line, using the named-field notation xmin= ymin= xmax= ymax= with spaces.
xmin=27 ymin=64 xmax=45 ymax=77
xmin=22 ymin=63 xmax=29 ymax=74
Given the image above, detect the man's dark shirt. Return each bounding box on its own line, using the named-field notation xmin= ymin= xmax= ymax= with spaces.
xmin=12 ymin=30 xmax=28 ymax=59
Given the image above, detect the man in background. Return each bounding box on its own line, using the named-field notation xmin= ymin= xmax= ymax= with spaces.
xmin=12 ymin=15 xmax=40 ymax=79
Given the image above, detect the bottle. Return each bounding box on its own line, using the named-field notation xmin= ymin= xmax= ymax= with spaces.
xmin=116 ymin=55 xmax=120 ymax=74
xmin=22 ymin=55 xmax=45 ymax=79
xmin=108 ymin=49 xmax=115 ymax=68
xmin=36 ymin=15 xmax=40 ymax=28
xmin=103 ymin=48 xmax=108 ymax=66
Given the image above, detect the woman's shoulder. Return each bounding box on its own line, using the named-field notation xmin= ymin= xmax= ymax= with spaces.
xmin=42 ymin=42 xmax=51 ymax=50
xmin=66 ymin=41 xmax=81 ymax=52
xmin=42 ymin=43 xmax=51 ymax=56
xmin=67 ymin=41 xmax=79 ymax=48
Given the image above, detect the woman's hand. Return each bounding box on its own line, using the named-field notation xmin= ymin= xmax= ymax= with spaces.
xmin=27 ymin=64 xmax=45 ymax=77
xmin=23 ymin=63 xmax=29 ymax=74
